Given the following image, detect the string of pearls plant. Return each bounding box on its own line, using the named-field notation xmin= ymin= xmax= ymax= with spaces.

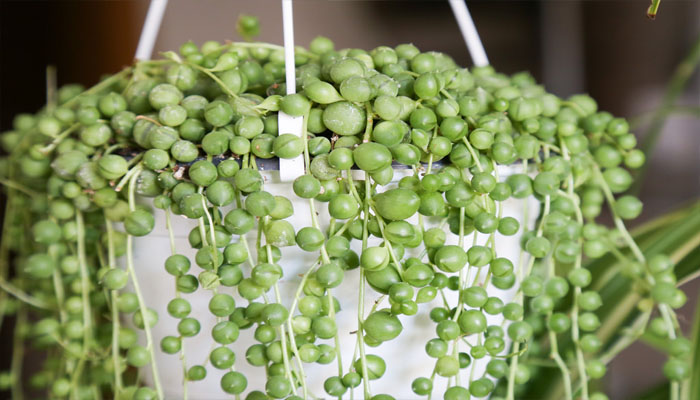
xmin=0 ymin=16 xmax=691 ymax=400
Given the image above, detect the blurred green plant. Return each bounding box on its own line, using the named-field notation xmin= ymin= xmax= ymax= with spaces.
xmin=647 ymin=0 xmax=662 ymax=19
xmin=632 ymin=33 xmax=700 ymax=194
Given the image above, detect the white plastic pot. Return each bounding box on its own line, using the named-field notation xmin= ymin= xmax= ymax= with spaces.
xmin=126 ymin=165 xmax=537 ymax=399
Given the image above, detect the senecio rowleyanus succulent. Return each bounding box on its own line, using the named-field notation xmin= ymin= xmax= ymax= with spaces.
xmin=0 ymin=15 xmax=691 ymax=400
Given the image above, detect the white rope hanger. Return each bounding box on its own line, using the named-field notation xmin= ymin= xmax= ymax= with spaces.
xmin=135 ymin=0 xmax=168 ymax=61
xmin=278 ymin=0 xmax=306 ymax=182
xmin=448 ymin=0 xmax=490 ymax=67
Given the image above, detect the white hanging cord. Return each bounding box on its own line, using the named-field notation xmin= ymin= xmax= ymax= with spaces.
xmin=135 ymin=0 xmax=168 ymax=61
xmin=282 ymin=0 xmax=297 ymax=95
xmin=278 ymin=0 xmax=305 ymax=182
xmin=448 ymin=0 xmax=489 ymax=67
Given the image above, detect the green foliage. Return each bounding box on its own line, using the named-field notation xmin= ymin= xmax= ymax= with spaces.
xmin=0 ymin=22 xmax=697 ymax=400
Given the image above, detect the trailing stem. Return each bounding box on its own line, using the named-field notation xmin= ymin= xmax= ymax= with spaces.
xmin=126 ymin=167 xmax=164 ymax=399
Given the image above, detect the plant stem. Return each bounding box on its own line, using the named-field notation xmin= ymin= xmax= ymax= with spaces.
xmin=225 ymin=41 xmax=318 ymax=60
xmin=0 ymin=276 xmax=50 ymax=309
xmin=560 ymin=140 xmax=590 ymax=400
xmin=76 ymin=212 xmax=95 ymax=344
xmin=308 ymin=199 xmax=331 ymax=263
xmin=163 ymin=209 xmax=189 ymax=399
xmin=0 ymin=178 xmax=41 ymax=197
xmin=105 ymin=219 xmax=123 ymax=397
xmin=164 ymin=209 xmax=177 ymax=256
xmin=64 ymin=67 xmax=133 ymax=108
xmin=114 ymin=165 xmax=143 ymax=192
xmin=362 ymin=104 xmax=374 ymax=143
xmin=505 ymin=342 xmax=521 ymax=400
xmin=634 ymin=34 xmax=700 ymax=193
xmin=647 ymin=0 xmax=661 ymax=18
xmin=505 ymin=160 xmax=530 ymax=400
xmin=273 ymin=283 xmax=297 ymax=396
xmin=51 ymin=267 xmax=67 ymax=322
xmin=46 ymin=65 xmax=57 ymax=111
xmin=39 ymin=123 xmax=80 ymax=155
xmin=547 ymin=320 xmax=573 ymax=400
xmin=200 ymin=193 xmax=220 ymax=267
xmin=185 ymin=62 xmax=240 ymax=99
xmin=126 ymin=167 xmax=164 ymax=400
xmin=0 ymin=191 xmax=15 ymax=333
xmin=366 ymin=209 xmax=404 ymax=281
xmin=630 ymin=105 xmax=700 ymax=129
xmin=71 ymin=211 xmax=98 ymax=398
xmin=461 ymin=137 xmax=484 ymax=172
xmin=599 ymin=311 xmax=651 ymax=364
xmin=329 ymin=287 xmax=344 ymax=378
xmin=11 ymin=305 xmax=26 ymax=400
xmin=357 ymin=176 xmax=372 ymax=399
xmin=286 ymin=298 xmax=310 ymax=399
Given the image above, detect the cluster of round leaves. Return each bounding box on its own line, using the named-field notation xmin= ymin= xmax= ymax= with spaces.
xmin=0 ymin=28 xmax=689 ymax=400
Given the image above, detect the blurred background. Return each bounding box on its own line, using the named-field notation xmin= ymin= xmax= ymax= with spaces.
xmin=1 ymin=0 xmax=698 ymax=398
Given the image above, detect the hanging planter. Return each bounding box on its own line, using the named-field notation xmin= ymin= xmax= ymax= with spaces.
xmin=128 ymin=163 xmax=535 ymax=399
xmin=0 ymin=7 xmax=695 ymax=400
